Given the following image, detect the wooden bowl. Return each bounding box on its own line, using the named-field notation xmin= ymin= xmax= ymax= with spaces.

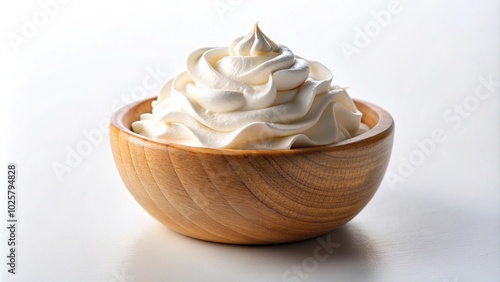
xmin=110 ymin=97 xmax=394 ymax=244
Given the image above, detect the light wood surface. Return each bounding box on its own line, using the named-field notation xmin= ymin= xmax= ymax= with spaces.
xmin=110 ymin=97 xmax=394 ymax=244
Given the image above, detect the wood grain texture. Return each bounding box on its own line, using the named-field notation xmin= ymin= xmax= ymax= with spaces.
xmin=110 ymin=97 xmax=394 ymax=244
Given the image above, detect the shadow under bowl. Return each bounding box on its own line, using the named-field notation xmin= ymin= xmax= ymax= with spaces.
xmin=110 ymin=97 xmax=394 ymax=245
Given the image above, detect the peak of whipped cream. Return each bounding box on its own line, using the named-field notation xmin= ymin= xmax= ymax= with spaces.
xmin=230 ymin=23 xmax=281 ymax=56
xmin=132 ymin=24 xmax=368 ymax=149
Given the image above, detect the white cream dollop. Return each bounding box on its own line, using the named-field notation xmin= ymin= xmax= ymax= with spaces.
xmin=132 ymin=24 xmax=368 ymax=149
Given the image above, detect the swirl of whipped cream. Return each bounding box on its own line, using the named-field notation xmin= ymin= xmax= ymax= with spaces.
xmin=132 ymin=24 xmax=368 ymax=149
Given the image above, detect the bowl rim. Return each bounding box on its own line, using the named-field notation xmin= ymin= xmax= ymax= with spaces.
xmin=110 ymin=96 xmax=394 ymax=156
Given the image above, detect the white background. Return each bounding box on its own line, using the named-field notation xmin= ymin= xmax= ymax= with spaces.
xmin=1 ymin=0 xmax=499 ymax=281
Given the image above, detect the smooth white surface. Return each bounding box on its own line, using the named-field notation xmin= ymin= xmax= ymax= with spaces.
xmin=1 ymin=0 xmax=499 ymax=281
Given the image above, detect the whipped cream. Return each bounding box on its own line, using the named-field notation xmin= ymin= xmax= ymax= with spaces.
xmin=132 ymin=24 xmax=368 ymax=149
